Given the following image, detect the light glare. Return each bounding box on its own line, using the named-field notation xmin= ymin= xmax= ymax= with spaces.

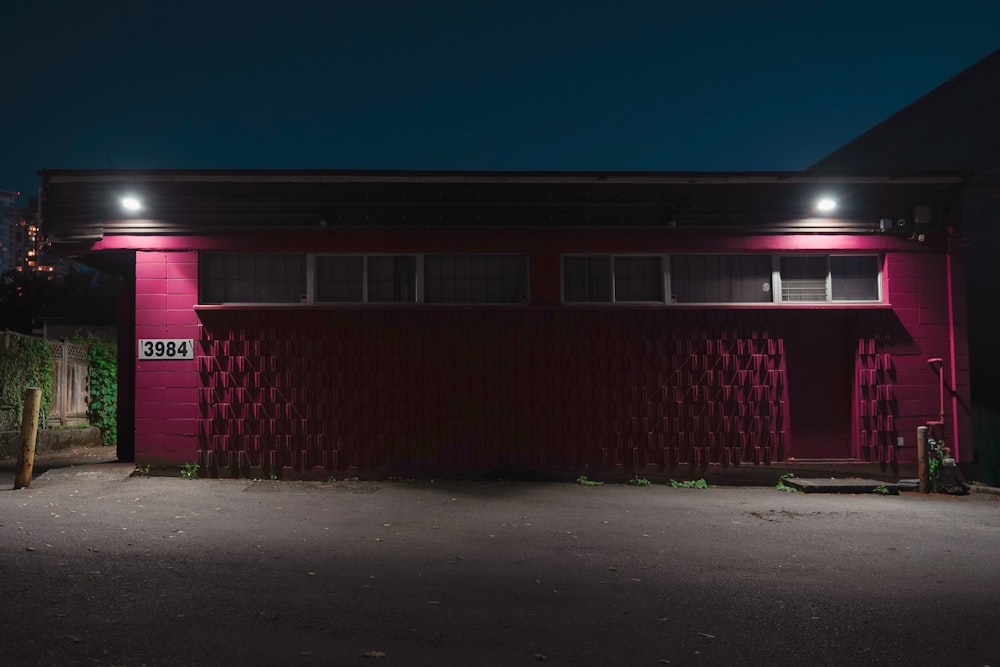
xmin=121 ymin=196 xmax=143 ymax=212
xmin=815 ymin=197 xmax=837 ymax=213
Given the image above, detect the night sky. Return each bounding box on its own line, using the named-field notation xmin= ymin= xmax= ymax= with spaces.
xmin=3 ymin=1 xmax=998 ymax=201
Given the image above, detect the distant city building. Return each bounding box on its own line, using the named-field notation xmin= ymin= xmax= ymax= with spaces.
xmin=2 ymin=195 xmax=58 ymax=276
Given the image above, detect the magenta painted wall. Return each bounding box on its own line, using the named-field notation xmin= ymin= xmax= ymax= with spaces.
xmin=883 ymin=249 xmax=971 ymax=461
xmin=116 ymin=233 xmax=970 ymax=474
xmin=196 ymin=308 xmax=790 ymax=477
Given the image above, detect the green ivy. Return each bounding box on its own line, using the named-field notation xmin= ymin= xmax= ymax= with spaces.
xmin=0 ymin=331 xmax=54 ymax=431
xmin=80 ymin=335 xmax=117 ymax=447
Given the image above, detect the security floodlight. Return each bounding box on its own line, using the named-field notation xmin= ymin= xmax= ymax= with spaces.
xmin=815 ymin=196 xmax=837 ymax=213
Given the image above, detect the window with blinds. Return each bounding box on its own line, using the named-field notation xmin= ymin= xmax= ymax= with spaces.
xmin=779 ymin=256 xmax=829 ymax=302
xmin=562 ymin=253 xmax=880 ymax=305
xmin=778 ymin=255 xmax=880 ymax=303
xmin=670 ymin=255 xmax=773 ymax=303
xmin=199 ymin=253 xmax=306 ymax=304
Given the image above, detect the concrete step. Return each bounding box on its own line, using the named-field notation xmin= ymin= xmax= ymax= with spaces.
xmin=783 ymin=477 xmax=900 ymax=494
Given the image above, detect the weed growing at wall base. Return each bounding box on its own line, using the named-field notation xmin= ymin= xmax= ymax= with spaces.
xmin=776 ymin=473 xmax=798 ymax=493
xmin=670 ymin=479 xmax=708 ymax=489
xmin=180 ymin=463 xmax=200 ymax=479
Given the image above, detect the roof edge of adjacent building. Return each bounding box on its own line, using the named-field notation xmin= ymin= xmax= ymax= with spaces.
xmin=809 ymin=47 xmax=1000 ymax=173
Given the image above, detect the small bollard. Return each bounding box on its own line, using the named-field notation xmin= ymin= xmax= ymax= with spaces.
xmin=14 ymin=387 xmax=42 ymax=490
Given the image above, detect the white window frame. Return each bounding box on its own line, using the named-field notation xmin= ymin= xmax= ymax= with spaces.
xmin=201 ymin=252 xmax=530 ymax=306
xmin=829 ymin=254 xmax=883 ymax=303
xmin=773 ymin=255 xmax=831 ymax=303
xmin=774 ymin=254 xmax=882 ymax=304
xmin=560 ymin=253 xmax=882 ymax=306
xmin=666 ymin=253 xmax=774 ymax=305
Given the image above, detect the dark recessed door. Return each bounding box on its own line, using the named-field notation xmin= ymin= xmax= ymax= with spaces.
xmin=785 ymin=313 xmax=854 ymax=459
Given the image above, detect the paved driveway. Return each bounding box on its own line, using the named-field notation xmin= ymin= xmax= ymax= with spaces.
xmin=1 ymin=462 xmax=999 ymax=666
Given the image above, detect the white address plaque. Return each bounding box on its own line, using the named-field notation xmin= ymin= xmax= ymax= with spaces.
xmin=138 ymin=339 xmax=195 ymax=360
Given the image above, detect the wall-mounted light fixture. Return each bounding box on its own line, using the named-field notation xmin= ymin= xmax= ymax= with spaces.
xmin=120 ymin=195 xmax=143 ymax=212
xmin=814 ymin=196 xmax=837 ymax=214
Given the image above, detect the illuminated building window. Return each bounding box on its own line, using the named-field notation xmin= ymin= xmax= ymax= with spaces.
xmin=777 ymin=255 xmax=881 ymax=303
xmin=563 ymin=254 xmax=881 ymax=305
xmin=670 ymin=255 xmax=772 ymax=304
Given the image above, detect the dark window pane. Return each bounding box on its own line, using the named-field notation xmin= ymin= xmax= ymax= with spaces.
xmin=316 ymin=256 xmax=363 ymax=302
xmin=367 ymin=256 xmax=416 ymax=302
xmin=563 ymin=256 xmax=612 ymax=302
xmin=831 ymin=256 xmax=880 ymax=301
xmin=614 ymin=256 xmax=663 ymax=302
xmin=425 ymin=254 xmax=527 ymax=303
xmin=199 ymin=252 xmax=305 ymax=303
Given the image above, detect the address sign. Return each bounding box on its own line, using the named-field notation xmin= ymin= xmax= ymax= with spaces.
xmin=138 ymin=339 xmax=195 ymax=360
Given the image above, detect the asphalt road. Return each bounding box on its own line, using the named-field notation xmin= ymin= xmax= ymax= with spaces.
xmin=1 ymin=460 xmax=999 ymax=666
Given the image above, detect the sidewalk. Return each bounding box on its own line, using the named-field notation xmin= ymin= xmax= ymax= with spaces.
xmin=0 ymin=445 xmax=124 ymax=487
xmin=4 ymin=446 xmax=999 ymax=495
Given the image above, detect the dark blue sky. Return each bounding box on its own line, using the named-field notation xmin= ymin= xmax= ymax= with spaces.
xmin=3 ymin=1 xmax=998 ymax=200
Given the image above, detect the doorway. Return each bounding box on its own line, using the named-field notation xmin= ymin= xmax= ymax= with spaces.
xmin=784 ymin=313 xmax=854 ymax=459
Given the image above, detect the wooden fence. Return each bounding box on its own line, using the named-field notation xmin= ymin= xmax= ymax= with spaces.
xmin=0 ymin=332 xmax=91 ymax=429
xmin=48 ymin=340 xmax=90 ymax=426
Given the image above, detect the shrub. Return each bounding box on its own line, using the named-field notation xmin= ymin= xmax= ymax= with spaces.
xmin=80 ymin=335 xmax=117 ymax=447
xmin=0 ymin=331 xmax=54 ymax=430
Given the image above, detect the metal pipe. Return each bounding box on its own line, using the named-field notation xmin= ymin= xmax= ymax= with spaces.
xmin=917 ymin=426 xmax=929 ymax=494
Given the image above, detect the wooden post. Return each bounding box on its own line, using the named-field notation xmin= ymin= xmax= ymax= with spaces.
xmin=916 ymin=426 xmax=929 ymax=494
xmin=14 ymin=387 xmax=42 ymax=490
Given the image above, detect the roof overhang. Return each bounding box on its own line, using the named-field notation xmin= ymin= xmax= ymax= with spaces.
xmin=39 ymin=169 xmax=967 ymax=243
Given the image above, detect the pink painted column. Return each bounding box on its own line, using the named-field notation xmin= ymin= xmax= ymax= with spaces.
xmin=134 ymin=250 xmax=201 ymax=464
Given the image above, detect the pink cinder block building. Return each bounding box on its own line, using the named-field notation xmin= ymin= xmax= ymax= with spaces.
xmin=41 ymin=48 xmax=1000 ymax=481
xmin=40 ymin=170 xmax=971 ymax=480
